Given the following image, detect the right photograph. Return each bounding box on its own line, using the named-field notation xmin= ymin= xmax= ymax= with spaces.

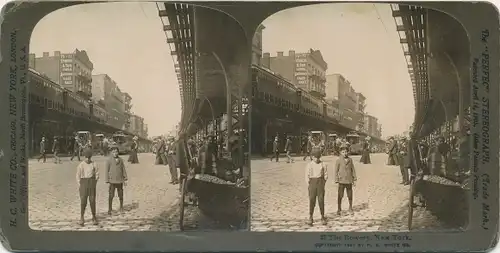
xmin=250 ymin=3 xmax=470 ymax=232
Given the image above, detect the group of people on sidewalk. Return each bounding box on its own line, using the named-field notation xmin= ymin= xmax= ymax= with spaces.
xmin=305 ymin=145 xmax=357 ymax=226
xmin=386 ymin=135 xmax=452 ymax=185
xmin=153 ymin=136 xmax=179 ymax=184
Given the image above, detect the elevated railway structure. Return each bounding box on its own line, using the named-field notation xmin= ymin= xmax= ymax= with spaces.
xmin=157 ymin=3 xmax=386 ymax=157
xmin=391 ymin=4 xmax=471 ymax=229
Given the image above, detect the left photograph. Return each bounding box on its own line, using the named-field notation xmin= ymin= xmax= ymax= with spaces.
xmin=28 ymin=2 xmax=249 ymax=231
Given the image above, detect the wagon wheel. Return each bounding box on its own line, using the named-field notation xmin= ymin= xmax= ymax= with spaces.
xmin=179 ymin=177 xmax=188 ymax=231
xmin=407 ymin=176 xmax=415 ymax=231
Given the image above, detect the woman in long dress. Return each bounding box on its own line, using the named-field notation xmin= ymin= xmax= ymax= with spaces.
xmin=128 ymin=136 xmax=139 ymax=164
xmin=360 ymin=137 xmax=371 ymax=164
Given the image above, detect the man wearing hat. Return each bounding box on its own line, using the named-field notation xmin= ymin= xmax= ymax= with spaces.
xmin=398 ymin=137 xmax=410 ymax=185
xmin=52 ymin=136 xmax=61 ymax=164
xmin=166 ymin=136 xmax=179 ymax=184
xmin=37 ymin=137 xmax=47 ymax=163
xmin=70 ymin=136 xmax=82 ymax=161
xmin=284 ymin=136 xmax=294 ymax=163
xmin=305 ymin=149 xmax=328 ymax=226
xmin=270 ymin=136 xmax=280 ymax=162
xmin=303 ymin=136 xmax=313 ymax=161
xmin=387 ymin=137 xmax=399 ymax=166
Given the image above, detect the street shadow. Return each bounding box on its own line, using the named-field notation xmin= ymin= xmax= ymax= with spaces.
xmin=95 ymin=202 xmax=140 ymax=220
xmin=324 ymin=202 xmax=369 ymax=218
xmin=358 ymin=201 xmax=463 ymax=232
xmin=252 ymin=202 xmax=369 ymax=224
xmin=147 ymin=201 xmax=246 ymax=232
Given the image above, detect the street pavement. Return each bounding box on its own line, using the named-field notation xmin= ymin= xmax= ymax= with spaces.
xmin=28 ymin=153 xmax=230 ymax=231
xmin=251 ymin=153 xmax=453 ymax=232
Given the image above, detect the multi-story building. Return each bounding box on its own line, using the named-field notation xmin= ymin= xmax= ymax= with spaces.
xmin=123 ymin=92 xmax=133 ymax=129
xmin=261 ymin=49 xmax=327 ymax=98
xmin=252 ymin=25 xmax=265 ymax=66
xmin=129 ymin=114 xmax=147 ymax=138
xmin=29 ymin=49 xmax=94 ymax=99
xmin=91 ymin=74 xmax=126 ymax=130
xmin=326 ymin=74 xmax=369 ymax=131
xmin=363 ymin=114 xmax=381 ymax=137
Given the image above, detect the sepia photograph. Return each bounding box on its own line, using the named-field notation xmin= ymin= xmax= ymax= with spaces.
xmin=250 ymin=3 xmax=470 ymax=232
xmin=27 ymin=2 xmax=249 ymax=232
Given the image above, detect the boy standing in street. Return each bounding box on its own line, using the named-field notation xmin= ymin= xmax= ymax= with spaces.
xmin=76 ymin=149 xmax=99 ymax=226
xmin=305 ymin=150 xmax=328 ymax=226
xmin=335 ymin=145 xmax=357 ymax=215
xmin=105 ymin=147 xmax=128 ymax=215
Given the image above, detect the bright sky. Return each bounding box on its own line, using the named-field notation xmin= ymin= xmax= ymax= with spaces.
xmin=30 ymin=2 xmax=180 ymax=137
xmin=261 ymin=3 xmax=415 ymax=137
xmin=30 ymin=2 xmax=414 ymax=138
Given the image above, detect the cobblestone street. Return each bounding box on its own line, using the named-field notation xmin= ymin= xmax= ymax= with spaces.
xmin=29 ymin=153 xmax=227 ymax=231
xmin=251 ymin=153 xmax=451 ymax=232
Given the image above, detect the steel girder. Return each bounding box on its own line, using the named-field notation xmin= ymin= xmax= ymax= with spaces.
xmin=391 ymin=4 xmax=429 ymax=137
xmin=157 ymin=3 xmax=196 ymax=131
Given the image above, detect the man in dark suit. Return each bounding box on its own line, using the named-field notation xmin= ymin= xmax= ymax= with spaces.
xmin=387 ymin=137 xmax=399 ymax=166
xmin=37 ymin=137 xmax=47 ymax=163
xmin=166 ymin=136 xmax=179 ymax=184
xmin=70 ymin=136 xmax=81 ymax=161
xmin=270 ymin=136 xmax=280 ymax=162
xmin=303 ymin=136 xmax=313 ymax=161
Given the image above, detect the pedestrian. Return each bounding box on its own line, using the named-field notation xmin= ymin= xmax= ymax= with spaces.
xmin=284 ymin=136 xmax=294 ymax=163
xmin=167 ymin=136 xmax=179 ymax=184
xmin=399 ymin=138 xmax=410 ymax=185
xmin=303 ymin=136 xmax=313 ymax=161
xmin=105 ymin=147 xmax=128 ymax=215
xmin=335 ymin=145 xmax=357 ymax=215
xmin=70 ymin=136 xmax=81 ymax=161
xmin=128 ymin=136 xmax=139 ymax=164
xmin=156 ymin=138 xmax=168 ymax=165
xmin=52 ymin=136 xmax=61 ymax=164
xmin=37 ymin=137 xmax=47 ymax=163
xmin=427 ymin=136 xmax=450 ymax=176
xmin=305 ymin=150 xmax=328 ymax=226
xmin=359 ymin=137 xmax=371 ymax=164
xmin=76 ymin=148 xmax=99 ymax=226
xmin=102 ymin=137 xmax=109 ymax=156
xmin=270 ymin=136 xmax=280 ymax=162
xmin=387 ymin=137 xmax=398 ymax=165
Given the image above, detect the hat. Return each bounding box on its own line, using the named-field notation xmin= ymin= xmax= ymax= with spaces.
xmin=365 ymin=136 xmax=371 ymax=140
xmin=311 ymin=149 xmax=322 ymax=158
xmin=133 ymin=136 xmax=138 ymax=140
xmin=339 ymin=144 xmax=349 ymax=151
xmin=110 ymin=146 xmax=119 ymax=152
xmin=82 ymin=148 xmax=93 ymax=158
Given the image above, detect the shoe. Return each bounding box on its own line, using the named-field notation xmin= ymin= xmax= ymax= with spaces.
xmin=336 ymin=210 xmax=341 ymax=216
xmin=107 ymin=210 xmax=112 ymax=215
xmin=78 ymin=218 xmax=84 ymax=226
xmin=349 ymin=209 xmax=354 ymax=214
xmin=92 ymin=218 xmax=98 ymax=225
xmin=321 ymin=218 xmax=327 ymax=225
xmin=307 ymin=218 xmax=313 ymax=226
